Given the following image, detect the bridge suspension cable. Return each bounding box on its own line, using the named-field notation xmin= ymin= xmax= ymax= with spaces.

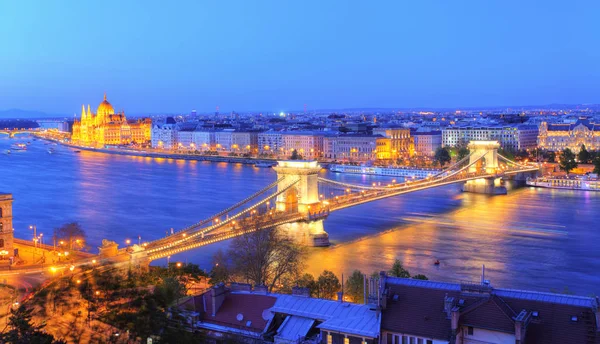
xmin=146 ymin=177 xmax=300 ymax=253
xmin=176 ymin=176 xmax=287 ymax=234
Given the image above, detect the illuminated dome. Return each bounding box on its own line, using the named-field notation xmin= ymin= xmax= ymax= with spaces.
xmin=97 ymin=93 xmax=115 ymax=116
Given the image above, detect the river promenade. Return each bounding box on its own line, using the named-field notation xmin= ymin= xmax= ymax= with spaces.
xmin=37 ymin=135 xmax=281 ymax=166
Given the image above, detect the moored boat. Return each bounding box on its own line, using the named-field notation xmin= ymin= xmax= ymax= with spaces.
xmin=526 ymin=175 xmax=600 ymax=191
xmin=255 ymin=161 xmax=275 ymax=168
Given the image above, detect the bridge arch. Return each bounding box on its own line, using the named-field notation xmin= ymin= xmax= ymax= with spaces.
xmin=467 ymin=141 xmax=499 ymax=173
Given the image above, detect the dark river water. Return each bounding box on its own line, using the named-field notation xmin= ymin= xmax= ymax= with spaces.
xmin=1 ymin=137 xmax=599 ymax=296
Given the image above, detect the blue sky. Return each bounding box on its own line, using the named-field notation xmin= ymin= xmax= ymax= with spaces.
xmin=0 ymin=1 xmax=599 ymax=114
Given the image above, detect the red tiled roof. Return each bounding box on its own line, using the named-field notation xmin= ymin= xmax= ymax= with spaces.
xmin=198 ymin=292 xmax=277 ymax=333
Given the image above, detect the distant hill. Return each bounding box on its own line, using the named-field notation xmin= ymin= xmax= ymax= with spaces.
xmin=0 ymin=109 xmax=65 ymax=119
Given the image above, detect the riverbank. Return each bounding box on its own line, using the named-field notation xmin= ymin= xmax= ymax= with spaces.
xmin=37 ymin=135 xmax=283 ymax=166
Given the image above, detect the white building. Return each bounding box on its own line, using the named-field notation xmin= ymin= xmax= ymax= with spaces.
xmin=151 ymin=117 xmax=177 ymax=149
xmin=281 ymin=132 xmax=324 ymax=159
xmin=258 ymin=131 xmax=284 ymax=154
xmin=412 ymin=131 xmax=442 ymax=157
xmin=442 ymin=125 xmax=538 ymax=151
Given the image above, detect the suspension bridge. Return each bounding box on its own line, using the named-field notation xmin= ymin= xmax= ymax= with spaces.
xmin=99 ymin=141 xmax=539 ymax=265
xmin=0 ymin=128 xmax=39 ymax=138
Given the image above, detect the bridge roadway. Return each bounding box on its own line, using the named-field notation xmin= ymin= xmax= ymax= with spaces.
xmin=142 ymin=162 xmax=539 ymax=261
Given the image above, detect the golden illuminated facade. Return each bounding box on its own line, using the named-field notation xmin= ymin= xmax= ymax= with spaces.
xmin=72 ymin=94 xmax=151 ymax=147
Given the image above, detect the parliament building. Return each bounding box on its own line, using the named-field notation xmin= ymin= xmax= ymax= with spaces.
xmin=72 ymin=94 xmax=151 ymax=147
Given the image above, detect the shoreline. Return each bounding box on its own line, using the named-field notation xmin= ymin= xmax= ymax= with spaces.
xmin=38 ymin=136 xmax=284 ymax=166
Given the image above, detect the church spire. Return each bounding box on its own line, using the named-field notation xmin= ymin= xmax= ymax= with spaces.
xmin=104 ymin=92 xmax=107 ymax=101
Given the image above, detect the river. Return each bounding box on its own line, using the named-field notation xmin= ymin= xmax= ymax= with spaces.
xmin=1 ymin=136 xmax=598 ymax=296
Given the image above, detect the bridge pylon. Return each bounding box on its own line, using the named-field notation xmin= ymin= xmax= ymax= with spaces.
xmin=467 ymin=141 xmax=500 ymax=173
xmin=272 ymin=160 xmax=322 ymax=214
xmin=463 ymin=140 xmax=507 ymax=195
xmin=272 ymin=160 xmax=329 ymax=247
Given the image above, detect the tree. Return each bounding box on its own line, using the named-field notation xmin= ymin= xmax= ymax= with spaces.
xmin=594 ymin=156 xmax=600 ymax=175
xmin=153 ymin=277 xmax=187 ymax=308
xmin=558 ymin=148 xmax=578 ymax=174
xmin=209 ymin=249 xmax=232 ymax=285
xmin=412 ymin=274 xmax=429 ymax=280
xmin=316 ymin=270 xmax=341 ymax=299
xmin=456 ymin=147 xmax=470 ymax=161
xmin=434 ymin=147 xmax=451 ymax=167
xmin=53 ymin=222 xmax=86 ymax=251
xmin=389 ymin=259 xmax=410 ymax=278
xmin=296 ymin=273 xmax=318 ymax=297
xmin=578 ymin=144 xmax=591 ymax=164
xmin=1 ymin=305 xmax=65 ymax=344
xmin=227 ymin=228 xmax=304 ymax=291
xmin=290 ymin=149 xmax=302 ymax=160
xmin=345 ymin=270 xmax=365 ymax=303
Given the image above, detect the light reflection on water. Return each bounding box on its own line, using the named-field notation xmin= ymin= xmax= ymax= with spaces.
xmin=0 ymin=137 xmax=599 ymax=295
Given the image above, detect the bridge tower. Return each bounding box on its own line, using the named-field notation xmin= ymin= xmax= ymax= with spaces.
xmin=272 ymin=160 xmax=329 ymax=246
xmin=467 ymin=141 xmax=500 ymax=173
xmin=463 ymin=141 xmax=506 ymax=195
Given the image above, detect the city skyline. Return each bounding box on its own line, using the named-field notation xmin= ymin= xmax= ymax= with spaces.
xmin=1 ymin=1 xmax=600 ymax=115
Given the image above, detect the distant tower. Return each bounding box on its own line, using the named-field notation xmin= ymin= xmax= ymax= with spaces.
xmin=0 ymin=193 xmax=14 ymax=259
xmin=215 ymin=105 xmax=220 ymax=116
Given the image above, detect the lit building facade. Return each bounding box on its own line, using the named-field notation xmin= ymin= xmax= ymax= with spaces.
xmin=151 ymin=117 xmax=177 ymax=150
xmin=372 ymin=127 xmax=414 ymax=158
xmin=72 ymin=94 xmax=151 ymax=147
xmin=0 ymin=193 xmax=14 ymax=260
xmin=538 ymin=119 xmax=600 ymax=151
xmin=412 ymin=131 xmax=442 ymax=157
xmin=442 ymin=125 xmax=538 ymax=151
xmin=258 ymin=132 xmax=284 ymax=154
xmin=281 ymin=132 xmax=324 ymax=159
xmin=323 ymin=134 xmax=390 ymax=161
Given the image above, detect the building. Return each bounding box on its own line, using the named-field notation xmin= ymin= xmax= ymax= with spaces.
xmin=72 ymin=94 xmax=151 ymax=147
xmin=538 ymin=118 xmax=600 ymax=151
xmin=259 ymin=131 xmax=284 ymax=155
xmin=151 ymin=117 xmax=177 ymax=149
xmin=323 ymin=134 xmax=390 ymax=162
xmin=192 ymin=129 xmax=216 ymax=151
xmin=412 ymin=131 xmax=442 ymax=157
xmin=380 ymin=274 xmax=600 ymax=344
xmin=0 ymin=193 xmax=14 ymax=261
xmin=37 ymin=120 xmax=69 ymax=132
xmin=442 ymin=125 xmax=538 ymax=152
xmin=177 ymin=283 xmax=380 ymax=344
xmin=215 ymin=130 xmax=235 ymax=152
xmin=231 ymin=131 xmax=259 ymax=154
xmin=281 ymin=132 xmax=324 ymax=159
xmin=373 ymin=127 xmax=414 ymax=158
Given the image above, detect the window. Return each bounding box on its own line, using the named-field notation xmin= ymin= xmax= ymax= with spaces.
xmin=0 ymin=223 xmax=2 ymax=232
xmin=0 ymin=207 xmax=3 ymax=217
xmin=468 ymin=326 xmax=474 ymax=335
xmin=0 ymin=239 xmax=4 ymax=248
xmin=426 ymin=341 xmax=433 ymax=344
xmin=327 ymin=334 xmax=333 ymax=344
xmin=344 ymin=337 xmax=350 ymax=344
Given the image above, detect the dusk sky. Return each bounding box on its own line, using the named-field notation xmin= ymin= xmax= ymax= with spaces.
xmin=1 ymin=1 xmax=599 ymax=115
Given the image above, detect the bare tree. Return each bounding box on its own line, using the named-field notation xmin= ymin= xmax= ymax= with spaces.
xmin=54 ymin=222 xmax=87 ymax=251
xmin=227 ymin=227 xmax=304 ymax=292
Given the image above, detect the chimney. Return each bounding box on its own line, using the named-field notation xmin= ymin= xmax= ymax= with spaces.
xmin=211 ymin=283 xmax=226 ymax=316
xmin=292 ymin=286 xmax=311 ymax=298
xmin=451 ymin=306 xmax=460 ymax=343
xmin=337 ymin=291 xmax=344 ymax=302
xmin=444 ymin=295 xmax=455 ymax=319
xmin=514 ymin=310 xmax=529 ymax=344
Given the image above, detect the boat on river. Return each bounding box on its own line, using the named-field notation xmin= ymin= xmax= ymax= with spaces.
xmin=254 ymin=161 xmax=275 ymax=168
xmin=526 ymin=175 xmax=600 ymax=191
xmin=329 ymin=164 xmax=439 ymax=178
xmin=11 ymin=143 xmax=27 ymax=151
